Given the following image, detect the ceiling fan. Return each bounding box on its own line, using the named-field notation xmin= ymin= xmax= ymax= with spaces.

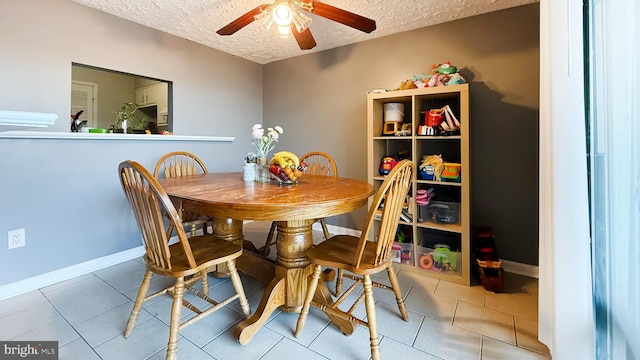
xmin=216 ymin=0 xmax=377 ymax=50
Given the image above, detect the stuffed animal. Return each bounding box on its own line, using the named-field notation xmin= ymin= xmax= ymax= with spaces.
xmin=429 ymin=61 xmax=466 ymax=86
xmin=397 ymin=61 xmax=467 ymax=90
xmin=447 ymin=72 xmax=466 ymax=85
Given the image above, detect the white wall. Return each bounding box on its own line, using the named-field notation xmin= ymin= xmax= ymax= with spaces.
xmin=538 ymin=0 xmax=595 ymax=358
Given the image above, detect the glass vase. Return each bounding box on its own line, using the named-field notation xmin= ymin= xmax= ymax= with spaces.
xmin=255 ymin=156 xmax=271 ymax=183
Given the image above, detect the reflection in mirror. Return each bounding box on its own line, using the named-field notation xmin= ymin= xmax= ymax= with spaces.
xmin=71 ymin=63 xmax=172 ymax=134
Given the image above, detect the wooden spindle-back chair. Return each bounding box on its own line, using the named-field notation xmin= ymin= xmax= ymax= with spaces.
xmin=294 ymin=160 xmax=414 ymax=360
xmin=119 ymin=160 xmax=251 ymax=360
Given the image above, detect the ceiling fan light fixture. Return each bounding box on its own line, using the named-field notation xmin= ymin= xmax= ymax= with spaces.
xmin=272 ymin=3 xmax=293 ymax=26
xmin=217 ymin=0 xmax=375 ymax=51
xmin=253 ymin=6 xmax=274 ymax=30
xmin=277 ymin=25 xmax=291 ymax=37
xmin=292 ymin=9 xmax=312 ymax=33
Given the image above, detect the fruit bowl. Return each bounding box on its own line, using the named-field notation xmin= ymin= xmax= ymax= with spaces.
xmin=270 ymin=173 xmax=298 ymax=185
xmin=268 ymin=151 xmax=307 ymax=185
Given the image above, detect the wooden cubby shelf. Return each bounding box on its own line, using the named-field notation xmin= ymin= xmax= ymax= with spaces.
xmin=366 ymin=84 xmax=470 ymax=285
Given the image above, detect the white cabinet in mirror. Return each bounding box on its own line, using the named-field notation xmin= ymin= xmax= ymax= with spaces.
xmin=71 ymin=63 xmax=171 ymax=133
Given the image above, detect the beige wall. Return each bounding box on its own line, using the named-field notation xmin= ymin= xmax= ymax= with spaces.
xmin=264 ymin=4 xmax=540 ymax=265
xmin=0 ymin=0 xmax=262 ymax=287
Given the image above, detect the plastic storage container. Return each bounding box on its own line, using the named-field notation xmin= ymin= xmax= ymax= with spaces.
xmin=392 ymin=242 xmax=413 ymax=264
xmin=384 ymin=103 xmax=404 ymax=122
xmin=419 ymin=201 xmax=460 ymax=225
xmin=416 ymin=246 xmax=461 ymax=275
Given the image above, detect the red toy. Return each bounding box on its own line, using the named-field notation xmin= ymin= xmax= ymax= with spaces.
xmin=379 ymin=156 xmax=398 ymax=175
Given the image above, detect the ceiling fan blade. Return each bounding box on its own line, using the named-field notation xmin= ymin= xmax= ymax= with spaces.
xmin=216 ymin=4 xmax=270 ymax=36
xmin=292 ymin=26 xmax=317 ymax=50
xmin=305 ymin=1 xmax=376 ymax=33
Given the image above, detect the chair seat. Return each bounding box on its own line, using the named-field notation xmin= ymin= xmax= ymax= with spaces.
xmin=306 ymin=235 xmax=392 ymax=275
xmin=145 ymin=234 xmax=243 ymax=277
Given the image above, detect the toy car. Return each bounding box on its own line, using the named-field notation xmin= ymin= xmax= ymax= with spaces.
xmin=379 ymin=156 xmax=398 ymax=175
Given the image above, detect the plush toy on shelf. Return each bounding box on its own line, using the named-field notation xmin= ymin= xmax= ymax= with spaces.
xmin=399 ymin=61 xmax=467 ymax=89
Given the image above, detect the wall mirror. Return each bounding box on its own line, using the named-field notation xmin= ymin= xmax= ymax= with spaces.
xmin=71 ymin=63 xmax=172 ymax=133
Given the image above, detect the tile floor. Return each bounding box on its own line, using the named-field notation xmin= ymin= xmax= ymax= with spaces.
xmin=0 ymin=222 xmax=551 ymax=359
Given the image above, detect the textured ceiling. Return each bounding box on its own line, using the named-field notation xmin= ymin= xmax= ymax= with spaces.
xmin=71 ymin=0 xmax=537 ymax=64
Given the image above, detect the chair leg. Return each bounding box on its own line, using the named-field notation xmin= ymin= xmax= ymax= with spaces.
xmin=166 ymin=277 xmax=185 ymax=360
xmin=386 ymin=265 xmax=409 ymax=321
xmin=200 ymin=270 xmax=209 ymax=296
xmin=124 ymin=269 xmax=153 ymax=338
xmin=319 ymin=218 xmax=330 ymax=240
xmin=317 ymin=218 xmax=341 ymax=295
xmin=227 ymin=260 xmax=251 ymax=318
xmin=295 ymin=265 xmax=322 ymax=337
xmin=262 ymin=221 xmax=277 ymax=256
xmin=363 ymin=275 xmax=381 ymax=360
xmin=335 ymin=269 xmax=344 ymax=296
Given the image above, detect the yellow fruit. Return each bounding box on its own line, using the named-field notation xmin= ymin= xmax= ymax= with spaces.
xmin=274 ymin=151 xmax=300 ymax=167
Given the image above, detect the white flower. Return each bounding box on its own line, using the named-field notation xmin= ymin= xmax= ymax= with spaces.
xmin=251 ymin=124 xmax=284 ymax=158
xmin=266 ymin=128 xmax=279 ymax=140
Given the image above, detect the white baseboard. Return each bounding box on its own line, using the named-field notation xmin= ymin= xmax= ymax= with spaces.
xmin=0 ymin=246 xmax=145 ymax=301
xmin=316 ymin=223 xmax=362 ymax=237
xmin=501 ymin=259 xmax=539 ymax=278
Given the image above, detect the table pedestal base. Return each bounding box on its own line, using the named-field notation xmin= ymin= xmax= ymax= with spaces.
xmin=215 ymin=218 xmax=357 ymax=344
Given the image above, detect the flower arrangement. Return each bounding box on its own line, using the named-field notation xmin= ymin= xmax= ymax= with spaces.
xmin=114 ymin=102 xmax=145 ymax=130
xmin=251 ymin=123 xmax=283 ymax=158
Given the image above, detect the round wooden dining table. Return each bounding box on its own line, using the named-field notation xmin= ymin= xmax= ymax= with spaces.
xmin=158 ymin=172 xmax=374 ymax=344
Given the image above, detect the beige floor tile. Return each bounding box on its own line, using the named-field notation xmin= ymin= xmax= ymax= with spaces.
xmin=414 ymin=316 xmax=482 ymax=360
xmin=396 ymin=268 xmax=439 ymax=293
xmin=202 ymin=324 xmax=283 ymax=360
xmin=42 ymin=275 xmax=114 ymax=308
xmin=0 ymin=302 xmax=61 ymax=340
xmin=482 ymin=336 xmax=550 ymax=359
xmin=485 ymin=290 xmax=538 ymax=320
xmin=454 ymin=300 xmax=516 ymax=344
xmin=504 ymin=273 xmax=539 ymax=298
xmin=379 ymin=337 xmax=441 ymax=359
xmin=405 ymin=287 xmax=457 ymax=323
xmin=59 ymin=338 xmax=102 ymax=360
xmin=10 ymin=316 xmax=80 ymax=346
xmin=94 ymin=317 xmax=171 ymax=360
xmin=265 ymin=337 xmax=332 ymax=360
xmin=0 ymin=290 xmax=48 ymax=318
xmin=374 ymin=301 xmax=425 ymax=346
xmin=309 ymin=324 xmax=374 ymax=360
xmin=515 ymin=315 xmax=551 ymax=356
xmin=436 ymin=280 xmax=486 ymax=306
xmin=147 ymin=337 xmax=216 ymax=360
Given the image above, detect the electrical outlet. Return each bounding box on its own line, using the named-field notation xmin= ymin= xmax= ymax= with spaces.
xmin=8 ymin=228 xmax=25 ymax=249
